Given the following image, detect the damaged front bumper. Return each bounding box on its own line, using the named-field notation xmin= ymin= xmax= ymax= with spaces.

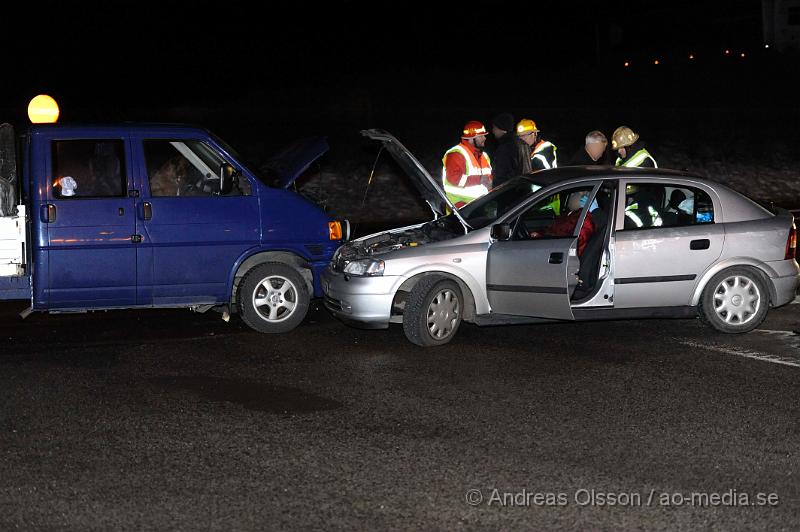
xmin=321 ymin=268 xmax=399 ymax=329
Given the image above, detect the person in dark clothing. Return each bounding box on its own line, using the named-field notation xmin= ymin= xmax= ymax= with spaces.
xmin=568 ymin=130 xmax=612 ymax=166
xmin=490 ymin=112 xmax=532 ymax=187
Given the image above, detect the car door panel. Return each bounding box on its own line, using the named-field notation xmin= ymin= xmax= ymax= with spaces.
xmin=613 ymin=180 xmax=724 ymax=308
xmin=487 ymin=237 xmax=578 ymax=319
xmin=132 ymin=136 xmax=260 ymax=305
xmin=485 ymin=182 xmax=600 ymax=319
xmin=46 ymin=137 xmax=137 ymax=308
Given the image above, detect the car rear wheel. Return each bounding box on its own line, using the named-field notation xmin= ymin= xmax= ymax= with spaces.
xmin=239 ymin=262 xmax=309 ymax=333
xmin=699 ymin=267 xmax=769 ymax=333
xmin=403 ymin=276 xmax=463 ymax=347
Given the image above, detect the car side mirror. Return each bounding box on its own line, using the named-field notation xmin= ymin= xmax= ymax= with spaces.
xmin=491 ymin=223 xmax=511 ymax=241
xmin=219 ymin=163 xmax=237 ymax=195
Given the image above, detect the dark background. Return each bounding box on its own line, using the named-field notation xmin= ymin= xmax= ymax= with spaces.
xmin=2 ymin=0 xmax=798 ymax=214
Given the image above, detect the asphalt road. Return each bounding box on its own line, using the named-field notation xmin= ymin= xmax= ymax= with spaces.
xmin=1 ymin=298 xmax=798 ymax=531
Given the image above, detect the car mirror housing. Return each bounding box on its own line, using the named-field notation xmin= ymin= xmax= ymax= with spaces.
xmin=219 ymin=163 xmax=237 ymax=195
xmin=491 ymin=223 xmax=511 ymax=241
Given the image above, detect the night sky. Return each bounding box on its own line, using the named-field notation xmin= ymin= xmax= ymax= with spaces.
xmin=0 ymin=0 xmax=793 ymax=156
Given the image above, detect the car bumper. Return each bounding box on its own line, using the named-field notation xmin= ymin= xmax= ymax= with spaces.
xmin=321 ymin=269 xmax=399 ymax=329
xmin=769 ymin=259 xmax=800 ymax=307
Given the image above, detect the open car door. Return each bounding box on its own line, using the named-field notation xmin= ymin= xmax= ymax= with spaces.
xmin=486 ymin=183 xmax=600 ymax=319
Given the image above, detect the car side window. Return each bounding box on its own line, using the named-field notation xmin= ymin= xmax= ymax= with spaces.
xmin=623 ymin=183 xmax=714 ymax=230
xmin=52 ymin=140 xmax=127 ymax=198
xmin=512 ymin=185 xmax=595 ymax=241
xmin=144 ymin=140 xmax=249 ymax=197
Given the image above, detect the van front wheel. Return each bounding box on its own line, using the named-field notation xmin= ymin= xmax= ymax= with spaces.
xmin=238 ymin=262 xmax=309 ymax=333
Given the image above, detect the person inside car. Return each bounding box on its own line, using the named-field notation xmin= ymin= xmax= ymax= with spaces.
xmin=530 ymin=191 xmax=596 ymax=256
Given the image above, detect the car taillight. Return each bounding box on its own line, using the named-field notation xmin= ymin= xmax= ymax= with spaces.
xmin=786 ymin=223 xmax=797 ymax=260
xmin=328 ymin=221 xmax=343 ymax=241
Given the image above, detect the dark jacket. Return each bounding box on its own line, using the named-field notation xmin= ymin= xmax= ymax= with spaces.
xmin=568 ymin=146 xmax=612 ymax=166
xmin=490 ymin=133 xmax=532 ymax=187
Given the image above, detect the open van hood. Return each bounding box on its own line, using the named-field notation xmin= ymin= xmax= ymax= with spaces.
xmin=360 ymin=129 xmax=469 ymax=231
xmin=263 ymin=136 xmax=329 ymax=188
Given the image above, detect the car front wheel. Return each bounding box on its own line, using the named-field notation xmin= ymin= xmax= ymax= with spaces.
xmin=699 ymin=267 xmax=769 ymax=333
xmin=403 ymin=276 xmax=463 ymax=347
xmin=238 ymin=262 xmax=310 ymax=333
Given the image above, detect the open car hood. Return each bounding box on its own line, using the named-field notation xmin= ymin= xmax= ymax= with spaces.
xmin=263 ymin=136 xmax=329 ymax=188
xmin=360 ymin=129 xmax=469 ymax=231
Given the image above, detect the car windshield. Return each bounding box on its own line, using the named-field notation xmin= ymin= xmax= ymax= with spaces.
xmin=461 ymin=178 xmax=546 ymax=228
xmin=425 ymin=177 xmax=546 ymax=234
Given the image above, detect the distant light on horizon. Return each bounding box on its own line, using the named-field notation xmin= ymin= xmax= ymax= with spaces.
xmin=740 ymin=52 xmax=746 ymax=58
xmin=725 ymin=49 xmax=731 ymax=55
xmin=689 ymin=53 xmax=695 ymax=59
xmin=765 ymin=44 xmax=770 ymax=48
xmin=654 ymin=59 xmax=660 ymax=65
xmin=624 ymin=61 xmax=630 ymax=67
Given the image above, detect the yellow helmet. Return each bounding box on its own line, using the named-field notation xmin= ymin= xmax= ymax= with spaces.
xmin=611 ymin=126 xmax=639 ymax=149
xmin=516 ymin=118 xmax=539 ymax=135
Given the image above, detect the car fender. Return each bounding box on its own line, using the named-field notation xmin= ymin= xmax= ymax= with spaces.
xmin=690 ymin=257 xmax=779 ymax=306
xmin=391 ymin=261 xmax=490 ymax=316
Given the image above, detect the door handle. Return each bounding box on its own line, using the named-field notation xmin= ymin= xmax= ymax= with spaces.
xmin=549 ymin=252 xmax=564 ymax=264
xmin=142 ymin=202 xmax=152 ymax=221
xmin=690 ymin=239 xmax=710 ymax=250
xmin=41 ymin=204 xmax=56 ymax=223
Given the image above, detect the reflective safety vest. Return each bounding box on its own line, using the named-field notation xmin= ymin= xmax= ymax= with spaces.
xmin=616 ymin=148 xmax=657 ymax=168
xmin=441 ymin=143 xmax=492 ymax=208
xmin=531 ymin=140 xmax=558 ymax=170
xmin=625 ymin=202 xmax=663 ymax=227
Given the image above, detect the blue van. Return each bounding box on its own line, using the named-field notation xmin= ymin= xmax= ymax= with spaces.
xmin=0 ymin=123 xmax=346 ymax=333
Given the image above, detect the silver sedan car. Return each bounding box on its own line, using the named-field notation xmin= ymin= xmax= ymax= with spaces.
xmin=322 ymin=130 xmax=799 ymax=346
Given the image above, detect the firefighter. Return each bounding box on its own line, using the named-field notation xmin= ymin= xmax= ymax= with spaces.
xmin=612 ymin=126 xmax=657 ymax=168
xmin=517 ymin=118 xmax=558 ymax=170
xmin=442 ymin=120 xmax=493 ymax=208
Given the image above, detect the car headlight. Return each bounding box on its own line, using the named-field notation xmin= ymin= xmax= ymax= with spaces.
xmin=343 ymin=258 xmax=385 ymax=276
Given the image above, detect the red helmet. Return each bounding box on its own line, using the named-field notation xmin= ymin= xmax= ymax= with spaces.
xmin=461 ymin=120 xmax=488 ymax=139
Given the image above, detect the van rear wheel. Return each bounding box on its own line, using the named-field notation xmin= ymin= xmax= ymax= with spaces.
xmin=239 ymin=262 xmax=309 ymax=333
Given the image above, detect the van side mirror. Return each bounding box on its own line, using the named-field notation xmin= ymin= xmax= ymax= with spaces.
xmin=219 ymin=163 xmax=237 ymax=195
xmin=490 ymin=223 xmax=511 ymax=241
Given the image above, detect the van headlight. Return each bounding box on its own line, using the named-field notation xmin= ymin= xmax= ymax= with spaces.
xmin=343 ymin=259 xmax=385 ymax=276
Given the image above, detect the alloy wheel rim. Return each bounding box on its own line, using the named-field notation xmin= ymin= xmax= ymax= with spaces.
xmin=713 ymin=275 xmax=761 ymax=326
xmin=427 ymin=289 xmax=460 ymax=340
xmin=253 ymin=275 xmax=298 ymax=322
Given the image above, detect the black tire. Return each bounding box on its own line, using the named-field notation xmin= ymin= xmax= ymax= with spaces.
xmin=403 ymin=276 xmax=463 ymax=347
xmin=698 ymin=267 xmax=769 ymax=334
xmin=238 ymin=262 xmax=310 ymax=333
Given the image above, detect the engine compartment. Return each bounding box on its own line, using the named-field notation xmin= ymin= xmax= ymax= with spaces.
xmin=332 ymin=220 xmax=462 ymax=270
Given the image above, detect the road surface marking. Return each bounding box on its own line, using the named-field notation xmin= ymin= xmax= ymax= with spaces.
xmin=679 ymin=338 xmax=800 ymax=368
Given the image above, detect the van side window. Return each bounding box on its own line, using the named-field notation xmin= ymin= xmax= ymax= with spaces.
xmin=144 ymin=140 xmax=247 ymax=197
xmin=52 ymin=140 xmax=126 ymax=198
xmin=623 ymin=183 xmax=714 ymax=230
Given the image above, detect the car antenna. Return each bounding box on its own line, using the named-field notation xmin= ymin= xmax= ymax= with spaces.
xmin=361 ymin=145 xmax=384 ymax=207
